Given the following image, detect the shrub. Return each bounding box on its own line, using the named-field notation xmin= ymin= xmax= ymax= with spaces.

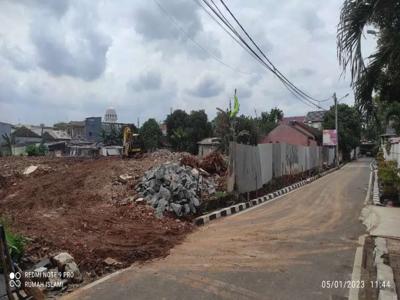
xmin=26 ymin=144 xmax=47 ymax=156
xmin=0 ymin=220 xmax=25 ymax=264
xmin=378 ymin=160 xmax=400 ymax=197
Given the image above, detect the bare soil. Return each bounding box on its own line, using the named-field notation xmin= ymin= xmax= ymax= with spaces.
xmin=0 ymin=154 xmax=193 ymax=277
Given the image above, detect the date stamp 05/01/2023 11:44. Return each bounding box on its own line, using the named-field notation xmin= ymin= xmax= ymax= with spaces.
xmin=321 ymin=280 xmax=392 ymax=289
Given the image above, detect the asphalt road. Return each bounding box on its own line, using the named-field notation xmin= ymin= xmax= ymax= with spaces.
xmin=63 ymin=158 xmax=371 ymax=300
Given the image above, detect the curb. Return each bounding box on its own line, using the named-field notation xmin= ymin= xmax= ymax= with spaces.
xmin=373 ymin=169 xmax=381 ymax=206
xmin=374 ymin=237 xmax=398 ymax=300
xmin=195 ymin=167 xmax=339 ymax=226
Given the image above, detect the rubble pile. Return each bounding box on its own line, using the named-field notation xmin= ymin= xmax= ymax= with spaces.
xmin=148 ymin=149 xmax=188 ymax=162
xmin=137 ymin=163 xmax=216 ymax=217
xmin=25 ymin=252 xmax=83 ymax=296
xmin=180 ymin=154 xmax=200 ymax=169
xmin=199 ymin=152 xmax=227 ymax=175
xmin=180 ymin=152 xmax=227 ymax=176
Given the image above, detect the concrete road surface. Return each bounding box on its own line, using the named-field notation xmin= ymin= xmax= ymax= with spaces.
xmin=63 ymin=158 xmax=371 ymax=300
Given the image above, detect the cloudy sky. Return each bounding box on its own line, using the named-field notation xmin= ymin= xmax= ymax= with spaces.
xmin=0 ymin=0 xmax=377 ymax=126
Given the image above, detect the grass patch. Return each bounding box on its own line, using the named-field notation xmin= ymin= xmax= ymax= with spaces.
xmin=0 ymin=218 xmax=26 ymax=262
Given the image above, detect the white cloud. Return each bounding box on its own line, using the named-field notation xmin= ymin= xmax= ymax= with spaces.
xmin=0 ymin=0 xmax=362 ymax=126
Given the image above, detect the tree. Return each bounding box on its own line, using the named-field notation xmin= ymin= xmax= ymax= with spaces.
xmin=186 ymin=110 xmax=212 ymax=153
xmin=53 ymin=122 xmax=69 ymax=131
xmin=213 ymin=109 xmax=231 ymax=153
xmin=166 ymin=110 xmax=190 ymax=151
xmin=166 ymin=109 xmax=212 ymax=154
xmin=337 ymin=0 xmax=400 ymax=119
xmin=257 ymin=107 xmax=283 ymax=136
xmin=235 ymin=115 xmax=258 ymax=145
xmin=101 ymin=125 xmax=123 ymax=146
xmin=140 ymin=119 xmax=162 ymax=152
xmin=1 ymin=134 xmax=14 ymax=156
xmin=323 ymin=104 xmax=362 ymax=160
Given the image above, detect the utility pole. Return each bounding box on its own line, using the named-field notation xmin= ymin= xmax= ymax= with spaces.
xmin=333 ymin=93 xmax=339 ymax=167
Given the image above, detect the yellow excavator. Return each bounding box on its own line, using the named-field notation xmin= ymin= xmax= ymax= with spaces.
xmin=122 ymin=127 xmax=142 ymax=157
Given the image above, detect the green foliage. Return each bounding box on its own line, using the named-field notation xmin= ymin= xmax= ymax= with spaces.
xmin=378 ymin=160 xmax=400 ymax=196
xmin=212 ymin=107 xmax=282 ymax=153
xmin=166 ymin=109 xmax=212 ymax=154
xmin=26 ymin=144 xmax=47 ymax=156
xmin=257 ymin=108 xmax=283 ymax=136
xmin=53 ymin=122 xmax=69 ymax=131
xmin=235 ymin=115 xmax=258 ymax=145
xmin=140 ymin=119 xmax=162 ymax=152
xmin=338 ymin=0 xmax=400 ymax=119
xmin=101 ymin=125 xmax=123 ymax=146
xmin=0 ymin=219 xmax=25 ymax=263
xmin=212 ymin=109 xmax=232 ymax=153
xmin=323 ymin=104 xmax=361 ymax=160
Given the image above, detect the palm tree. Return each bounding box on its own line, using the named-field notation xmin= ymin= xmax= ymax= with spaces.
xmin=337 ymin=0 xmax=400 ymax=119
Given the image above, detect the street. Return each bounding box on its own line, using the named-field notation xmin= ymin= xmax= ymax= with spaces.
xmin=63 ymin=158 xmax=371 ymax=300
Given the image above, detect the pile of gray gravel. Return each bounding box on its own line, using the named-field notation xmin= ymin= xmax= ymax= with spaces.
xmin=136 ymin=163 xmax=216 ymax=217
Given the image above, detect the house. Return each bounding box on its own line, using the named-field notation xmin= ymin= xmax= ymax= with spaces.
xmin=12 ymin=126 xmax=42 ymax=146
xmin=27 ymin=126 xmax=71 ymax=142
xmin=304 ymin=110 xmax=327 ymax=130
xmin=280 ymin=116 xmax=305 ymax=125
xmin=85 ymin=117 xmax=102 ymax=142
xmin=198 ymin=137 xmax=221 ymax=157
xmin=66 ymin=121 xmax=85 ymax=139
xmin=260 ymin=121 xmax=322 ymax=146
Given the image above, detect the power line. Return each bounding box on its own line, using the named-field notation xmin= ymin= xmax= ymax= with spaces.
xmin=152 ymin=0 xmax=252 ymax=75
xmin=217 ymin=0 xmax=328 ymax=105
xmin=196 ymin=0 xmax=329 ymax=110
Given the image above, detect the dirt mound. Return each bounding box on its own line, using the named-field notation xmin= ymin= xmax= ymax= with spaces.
xmin=0 ymin=156 xmax=193 ymax=277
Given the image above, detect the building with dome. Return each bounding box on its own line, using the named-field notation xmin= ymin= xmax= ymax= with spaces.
xmin=104 ymin=107 xmax=118 ymax=123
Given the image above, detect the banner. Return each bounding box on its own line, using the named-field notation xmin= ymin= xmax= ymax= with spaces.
xmin=323 ymin=130 xmax=337 ymax=146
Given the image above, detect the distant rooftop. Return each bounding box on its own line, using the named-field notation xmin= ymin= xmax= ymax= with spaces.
xmin=280 ymin=116 xmax=305 ymax=125
xmin=305 ymin=110 xmax=327 ymax=123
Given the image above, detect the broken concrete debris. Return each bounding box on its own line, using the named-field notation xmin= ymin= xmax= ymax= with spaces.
xmin=52 ymin=252 xmax=83 ymax=283
xmin=104 ymin=257 xmax=123 ymax=266
xmin=137 ymin=162 xmax=216 ymax=217
xmin=118 ymin=174 xmax=133 ymax=184
xmin=23 ymin=165 xmax=38 ymax=175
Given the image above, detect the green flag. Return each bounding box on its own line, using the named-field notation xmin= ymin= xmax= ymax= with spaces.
xmin=230 ymin=90 xmax=240 ymax=118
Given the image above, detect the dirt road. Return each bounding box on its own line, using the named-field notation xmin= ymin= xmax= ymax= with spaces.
xmin=63 ymin=159 xmax=371 ymax=300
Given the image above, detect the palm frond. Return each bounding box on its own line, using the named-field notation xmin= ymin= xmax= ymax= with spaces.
xmin=337 ymin=0 xmax=378 ymax=82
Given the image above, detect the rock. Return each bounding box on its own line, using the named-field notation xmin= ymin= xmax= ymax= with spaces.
xmin=34 ymin=266 xmax=48 ymax=274
xmin=191 ymin=197 xmax=200 ymax=207
xmin=32 ymin=258 xmax=52 ymax=270
xmin=170 ymin=203 xmax=182 ymax=217
xmin=184 ymin=204 xmax=190 ymax=215
xmin=23 ymin=165 xmax=38 ymax=175
xmin=64 ymin=261 xmax=83 ymax=283
xmin=104 ymin=257 xmax=122 ymax=266
xmin=119 ymin=174 xmax=133 ymax=183
xmin=158 ymin=186 xmax=171 ymax=202
xmin=191 ymin=168 xmax=200 ymax=178
xmin=135 ymin=197 xmax=145 ymax=203
xmin=155 ymin=198 xmax=168 ymax=218
xmin=119 ymin=196 xmax=135 ymax=206
xmin=137 ymin=162 xmax=217 ymax=217
xmin=52 ymin=252 xmax=74 ymax=270
xmin=47 ymin=268 xmax=64 ymax=291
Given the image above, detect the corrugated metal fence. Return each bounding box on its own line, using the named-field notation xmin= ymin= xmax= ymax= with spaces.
xmin=232 ymin=142 xmax=336 ymax=193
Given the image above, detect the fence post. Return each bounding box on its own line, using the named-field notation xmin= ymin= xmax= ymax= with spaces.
xmin=0 ymin=225 xmax=13 ymax=299
xmin=227 ymin=142 xmax=236 ymax=192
